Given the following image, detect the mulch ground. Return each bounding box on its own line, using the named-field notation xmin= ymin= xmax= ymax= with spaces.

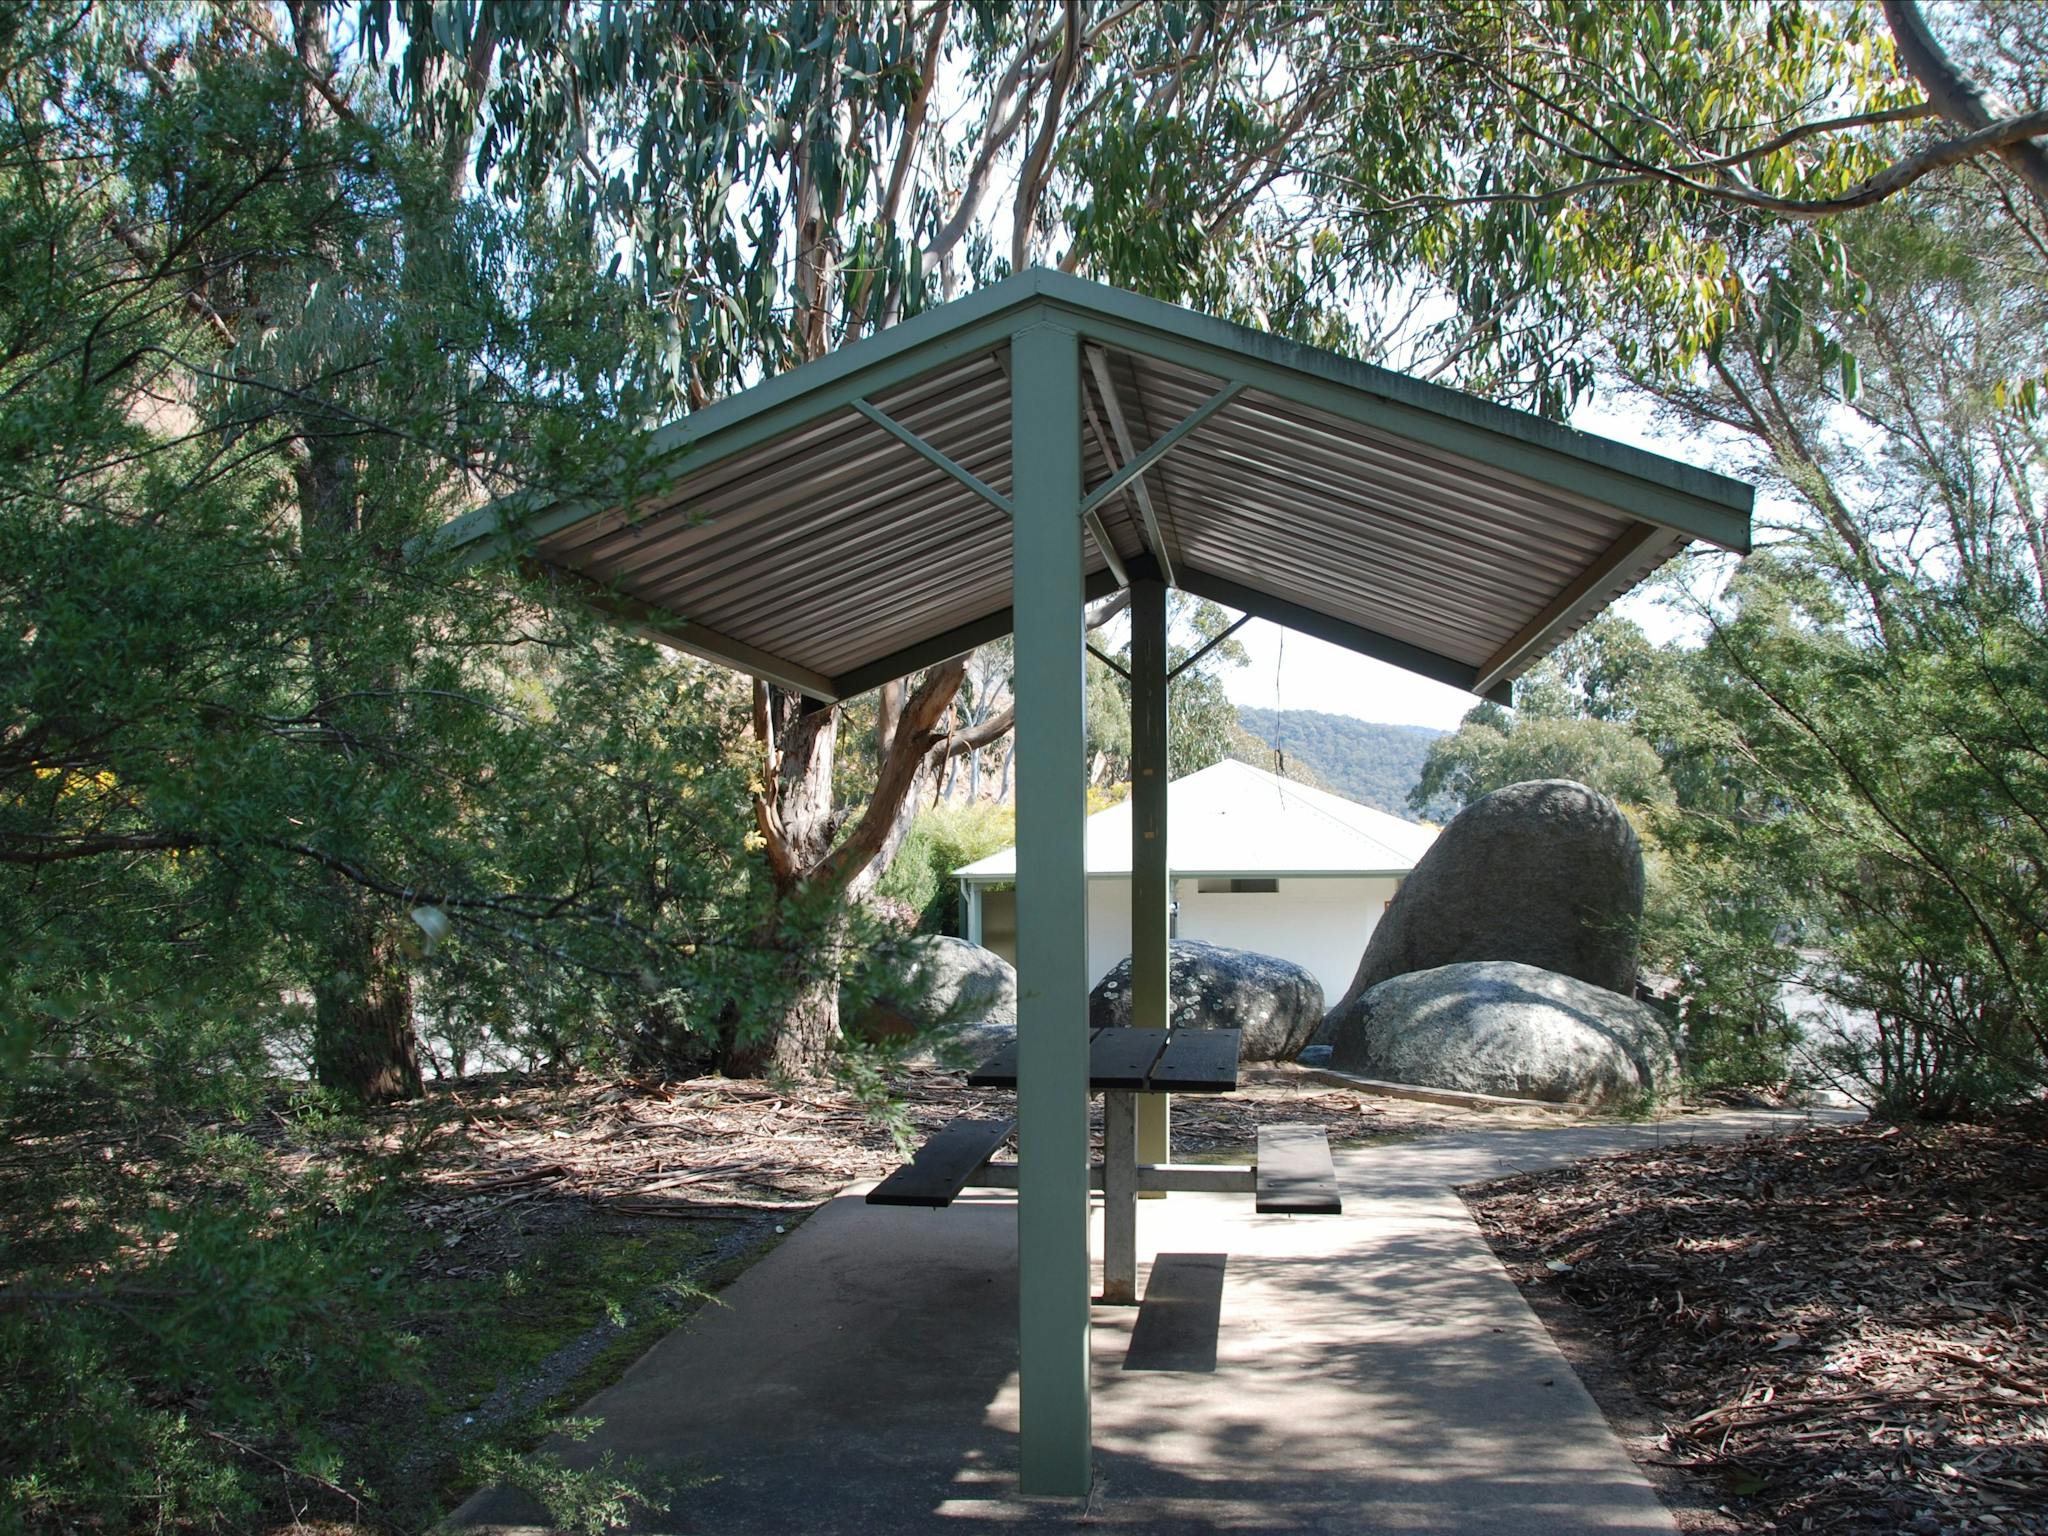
xmin=381 ymin=1060 xmax=1478 ymax=1272
xmin=1466 ymin=1118 xmax=2048 ymax=1536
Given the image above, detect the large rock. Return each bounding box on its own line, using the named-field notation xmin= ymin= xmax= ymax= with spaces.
xmin=1322 ymin=779 xmax=1643 ymax=1046
xmin=844 ymin=935 xmax=1016 ymax=1060
xmin=1327 ymin=960 xmax=1678 ymax=1105
xmin=1089 ymin=940 xmax=1323 ymax=1061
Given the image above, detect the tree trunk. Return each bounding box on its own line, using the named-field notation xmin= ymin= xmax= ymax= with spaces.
xmin=725 ymin=689 xmax=847 ymax=1075
xmin=723 ymin=915 xmax=845 ymax=1079
xmin=313 ymin=903 xmax=422 ymax=1102
xmin=300 ymin=446 xmax=424 ymax=1104
xmin=289 ymin=0 xmax=422 ymax=1103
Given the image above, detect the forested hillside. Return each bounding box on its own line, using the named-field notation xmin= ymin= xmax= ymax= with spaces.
xmin=1234 ymin=708 xmax=1446 ymax=820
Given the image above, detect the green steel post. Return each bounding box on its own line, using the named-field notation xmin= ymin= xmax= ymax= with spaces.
xmin=1009 ymin=320 xmax=1093 ymax=1498
xmin=1128 ymin=575 xmax=1172 ymax=1183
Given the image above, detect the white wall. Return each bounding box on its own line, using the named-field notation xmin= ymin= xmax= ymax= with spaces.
xmin=1073 ymin=874 xmax=1399 ymax=1006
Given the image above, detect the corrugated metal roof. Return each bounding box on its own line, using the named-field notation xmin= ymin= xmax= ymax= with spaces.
xmin=954 ymin=759 xmax=1437 ymax=881
xmin=432 ymin=269 xmax=1751 ymax=701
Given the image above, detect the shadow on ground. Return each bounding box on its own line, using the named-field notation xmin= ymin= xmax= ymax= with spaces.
xmin=451 ymin=1110 xmax=1844 ymax=1535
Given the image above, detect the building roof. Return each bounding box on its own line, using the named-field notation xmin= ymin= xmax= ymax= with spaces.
xmin=429 ymin=268 xmax=1751 ymax=705
xmin=953 ymin=759 xmax=1437 ymax=882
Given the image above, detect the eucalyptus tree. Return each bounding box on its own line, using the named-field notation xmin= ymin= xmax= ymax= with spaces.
xmin=1303 ymin=0 xmax=2048 ymax=1110
xmin=359 ymin=0 xmax=2048 ymax=1081
xmin=1295 ymin=0 xmax=2043 ymax=411
xmin=1637 ymin=189 xmax=2048 ymax=1113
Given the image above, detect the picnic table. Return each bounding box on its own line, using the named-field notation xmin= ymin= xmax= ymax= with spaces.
xmin=870 ymin=1027 xmax=1341 ymax=1305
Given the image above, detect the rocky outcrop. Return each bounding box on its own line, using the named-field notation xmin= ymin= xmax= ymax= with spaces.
xmin=844 ymin=935 xmax=1016 ymax=1059
xmin=1322 ymin=780 xmax=1644 ymax=1046
xmin=1090 ymin=939 xmax=1323 ymax=1061
xmin=1325 ymin=959 xmax=1678 ymax=1105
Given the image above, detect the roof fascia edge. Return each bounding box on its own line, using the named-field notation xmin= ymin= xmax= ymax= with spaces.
xmin=431 ymin=279 xmax=1061 ymax=565
xmin=1031 ymin=277 xmax=1753 ymax=555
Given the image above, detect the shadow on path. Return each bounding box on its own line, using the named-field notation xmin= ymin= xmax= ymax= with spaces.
xmin=450 ymin=1109 xmax=1853 ymax=1535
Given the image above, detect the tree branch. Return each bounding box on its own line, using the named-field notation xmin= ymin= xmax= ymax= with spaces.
xmin=818 ymin=659 xmax=968 ymax=888
xmin=1884 ymin=0 xmax=2048 ymax=219
xmin=1011 ymin=0 xmax=1083 ymax=270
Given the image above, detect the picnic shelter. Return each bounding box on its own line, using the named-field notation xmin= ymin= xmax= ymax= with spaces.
xmin=433 ymin=266 xmax=1753 ymax=1497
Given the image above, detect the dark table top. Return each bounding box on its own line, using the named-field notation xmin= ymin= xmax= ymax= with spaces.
xmin=966 ymin=1027 xmax=1240 ymax=1095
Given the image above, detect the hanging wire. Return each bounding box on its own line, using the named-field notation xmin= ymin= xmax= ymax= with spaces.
xmin=1270 ymin=626 xmax=1290 ymax=802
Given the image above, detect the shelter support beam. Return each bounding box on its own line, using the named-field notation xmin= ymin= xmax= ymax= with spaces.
xmin=1128 ymin=575 xmax=1172 ymax=1205
xmin=1173 ymin=565 xmax=1514 ymax=705
xmin=1009 ymin=322 xmax=1093 ymax=1498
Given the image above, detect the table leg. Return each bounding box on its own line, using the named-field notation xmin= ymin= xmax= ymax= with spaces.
xmin=1101 ymin=1091 xmax=1138 ymax=1304
xmin=1136 ymin=1092 xmax=1169 ymax=1199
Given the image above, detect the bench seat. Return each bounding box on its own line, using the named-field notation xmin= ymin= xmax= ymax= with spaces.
xmin=866 ymin=1116 xmax=1017 ymax=1208
xmin=1255 ymin=1124 xmax=1342 ymax=1214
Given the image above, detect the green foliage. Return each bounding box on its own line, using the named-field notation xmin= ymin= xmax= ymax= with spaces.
xmin=1630 ymin=171 xmax=2048 ymax=1116
xmin=0 ymin=5 xmax=799 ymax=1524
xmin=1 ymin=1119 xmax=406 ymax=1533
xmin=874 ymin=801 xmax=1018 ymax=935
xmin=1311 ymin=1 xmax=1925 ymax=413
xmin=1411 ymin=712 xmax=1676 ymax=817
xmin=1642 ymin=842 xmax=1803 ymax=1093
xmin=467 ymin=1425 xmax=672 ymax=1536
xmin=1410 ymin=617 xmax=1683 ymax=818
xmin=1234 ymin=709 xmax=1444 ymax=818
xmin=1667 ymin=555 xmax=2048 ymax=1116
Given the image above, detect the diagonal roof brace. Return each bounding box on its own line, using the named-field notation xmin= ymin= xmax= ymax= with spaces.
xmin=1085 ymin=642 xmax=1130 ymax=680
xmin=1082 ymin=508 xmax=1131 ymax=588
xmin=850 ymin=397 xmax=1013 ymax=516
xmin=1078 ymin=379 xmax=1245 ymax=518
xmin=1166 ymin=612 xmax=1252 ymax=682
xmin=1086 ymin=344 xmax=1180 ymax=586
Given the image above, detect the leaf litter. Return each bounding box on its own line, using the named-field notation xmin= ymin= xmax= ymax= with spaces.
xmin=1467 ymin=1117 xmax=2048 ymax=1536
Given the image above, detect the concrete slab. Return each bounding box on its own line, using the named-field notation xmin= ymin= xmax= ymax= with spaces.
xmin=450 ymin=1108 xmax=1847 ymax=1535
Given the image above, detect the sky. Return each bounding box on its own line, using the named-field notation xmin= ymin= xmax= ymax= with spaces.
xmin=1220 ymin=390 xmax=1752 ymax=731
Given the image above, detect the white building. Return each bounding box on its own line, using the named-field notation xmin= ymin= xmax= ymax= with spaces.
xmin=953 ymin=759 xmax=1437 ymax=1003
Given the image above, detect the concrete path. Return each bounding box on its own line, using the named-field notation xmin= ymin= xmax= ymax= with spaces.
xmin=451 ymin=1106 xmax=1847 ymax=1535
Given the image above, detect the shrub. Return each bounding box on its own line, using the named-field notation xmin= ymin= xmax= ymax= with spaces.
xmin=875 ymin=803 xmax=1017 ymax=935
